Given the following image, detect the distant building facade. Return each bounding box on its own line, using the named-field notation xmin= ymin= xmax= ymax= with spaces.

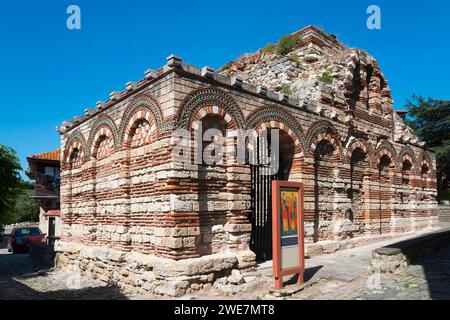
xmin=27 ymin=149 xmax=61 ymax=239
xmin=55 ymin=26 xmax=438 ymax=296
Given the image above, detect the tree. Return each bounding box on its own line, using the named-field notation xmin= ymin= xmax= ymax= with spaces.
xmin=10 ymin=187 xmax=40 ymax=223
xmin=0 ymin=145 xmax=22 ymax=221
xmin=405 ymin=96 xmax=450 ymax=200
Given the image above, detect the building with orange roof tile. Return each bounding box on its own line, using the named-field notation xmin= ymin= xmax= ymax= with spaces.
xmin=27 ymin=149 xmax=61 ymax=240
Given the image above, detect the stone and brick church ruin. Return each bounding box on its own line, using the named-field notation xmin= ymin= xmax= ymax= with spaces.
xmin=55 ymin=26 xmax=438 ymax=296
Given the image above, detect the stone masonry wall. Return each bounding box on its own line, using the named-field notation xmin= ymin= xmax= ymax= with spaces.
xmin=55 ymin=26 xmax=439 ymax=296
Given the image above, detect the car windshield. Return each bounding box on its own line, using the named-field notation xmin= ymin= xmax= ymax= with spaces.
xmin=15 ymin=228 xmax=42 ymax=236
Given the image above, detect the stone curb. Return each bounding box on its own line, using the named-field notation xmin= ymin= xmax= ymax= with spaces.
xmin=370 ymin=228 xmax=450 ymax=273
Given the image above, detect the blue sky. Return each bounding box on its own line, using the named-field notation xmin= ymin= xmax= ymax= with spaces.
xmin=0 ymin=0 xmax=449 ymax=177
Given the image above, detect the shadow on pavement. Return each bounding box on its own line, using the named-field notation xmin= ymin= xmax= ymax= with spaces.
xmin=304 ymin=265 xmax=323 ymax=282
xmin=0 ymin=238 xmax=128 ymax=300
xmin=284 ymin=265 xmax=323 ymax=285
xmin=410 ymin=245 xmax=450 ymax=300
xmin=0 ymin=278 xmax=128 ymax=300
xmin=0 ymin=239 xmax=50 ymax=278
xmin=376 ymin=228 xmax=450 ymax=300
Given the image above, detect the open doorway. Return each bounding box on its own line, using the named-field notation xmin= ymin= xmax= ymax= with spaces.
xmin=250 ymin=129 xmax=295 ymax=262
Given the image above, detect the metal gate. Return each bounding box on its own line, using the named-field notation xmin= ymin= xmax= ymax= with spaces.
xmin=250 ymin=164 xmax=277 ymax=262
xmin=250 ymin=129 xmax=295 ymax=262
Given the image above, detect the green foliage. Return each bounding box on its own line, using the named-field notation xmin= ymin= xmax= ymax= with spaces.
xmin=405 ymin=96 xmax=450 ymax=198
xmin=280 ymin=85 xmax=293 ymax=96
xmin=317 ymin=72 xmax=333 ymax=84
xmin=435 ymin=141 xmax=450 ymax=196
xmin=0 ymin=145 xmax=39 ymax=224
xmin=276 ymin=34 xmax=302 ymax=56
xmin=321 ymin=31 xmax=337 ymax=42
xmin=288 ymin=54 xmax=301 ymax=67
xmin=262 ymin=44 xmax=276 ymax=54
xmin=405 ymin=96 xmax=450 ymax=148
xmin=360 ymin=50 xmax=368 ymax=58
xmin=438 ymin=189 xmax=450 ymax=201
xmin=0 ymin=145 xmax=22 ymax=221
xmin=4 ymin=189 xmax=39 ymax=224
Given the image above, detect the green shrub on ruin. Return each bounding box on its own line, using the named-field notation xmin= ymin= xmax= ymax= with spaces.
xmin=321 ymin=31 xmax=337 ymax=42
xmin=276 ymin=34 xmax=302 ymax=55
xmin=317 ymin=72 xmax=333 ymax=84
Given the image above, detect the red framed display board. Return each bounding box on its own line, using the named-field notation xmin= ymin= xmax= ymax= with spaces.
xmin=272 ymin=181 xmax=305 ymax=289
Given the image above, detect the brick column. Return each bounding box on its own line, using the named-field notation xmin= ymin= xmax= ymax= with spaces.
xmin=224 ymin=135 xmax=252 ymax=252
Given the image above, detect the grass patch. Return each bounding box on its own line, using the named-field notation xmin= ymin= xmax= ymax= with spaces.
xmin=280 ymin=85 xmax=293 ymax=96
xmin=288 ymin=54 xmax=301 ymax=67
xmin=262 ymin=43 xmax=276 ymax=54
xmin=317 ymin=72 xmax=333 ymax=84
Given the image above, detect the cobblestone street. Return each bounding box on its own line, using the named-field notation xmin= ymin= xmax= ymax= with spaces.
xmin=0 ymin=239 xmax=128 ymax=300
xmin=1 ymin=230 xmax=450 ymax=300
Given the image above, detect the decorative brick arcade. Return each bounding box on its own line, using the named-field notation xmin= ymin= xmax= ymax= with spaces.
xmin=55 ymin=26 xmax=438 ymax=296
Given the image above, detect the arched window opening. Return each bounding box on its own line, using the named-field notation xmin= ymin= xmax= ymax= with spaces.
xmin=379 ymin=154 xmax=392 ymax=178
xmin=348 ymin=61 xmax=361 ymax=110
xmin=201 ymin=114 xmax=227 ymax=165
xmin=421 ymin=164 xmax=430 ymax=191
xmin=94 ymin=135 xmax=113 ymax=160
xmin=130 ymin=119 xmax=153 ymax=149
xmin=258 ymin=129 xmax=295 ymax=180
xmin=313 ymin=140 xmax=336 ymax=241
xmin=349 ymin=148 xmax=367 ymax=200
xmin=197 ymin=113 xmax=229 ymax=256
xmin=400 ymin=159 xmax=413 ymax=205
xmin=365 ymin=65 xmax=374 ymax=110
xmin=69 ymin=148 xmax=81 ymax=168
xmin=316 ymin=140 xmax=335 ymax=162
xmin=277 ymin=131 xmax=295 ymax=180
xmin=345 ymin=208 xmax=354 ymax=222
xmin=402 ymin=160 xmax=413 ymax=186
xmin=421 ymin=164 xmax=430 ymax=178
xmin=377 ymin=153 xmax=394 ymax=234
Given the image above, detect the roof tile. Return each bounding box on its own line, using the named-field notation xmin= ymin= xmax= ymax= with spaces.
xmin=29 ymin=149 xmax=61 ymax=161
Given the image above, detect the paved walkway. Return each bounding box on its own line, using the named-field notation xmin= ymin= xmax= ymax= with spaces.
xmin=290 ymin=230 xmax=450 ymax=300
xmin=290 ymin=244 xmax=450 ymax=300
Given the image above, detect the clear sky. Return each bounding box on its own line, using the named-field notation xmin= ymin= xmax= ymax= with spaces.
xmin=0 ymin=0 xmax=449 ymax=177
